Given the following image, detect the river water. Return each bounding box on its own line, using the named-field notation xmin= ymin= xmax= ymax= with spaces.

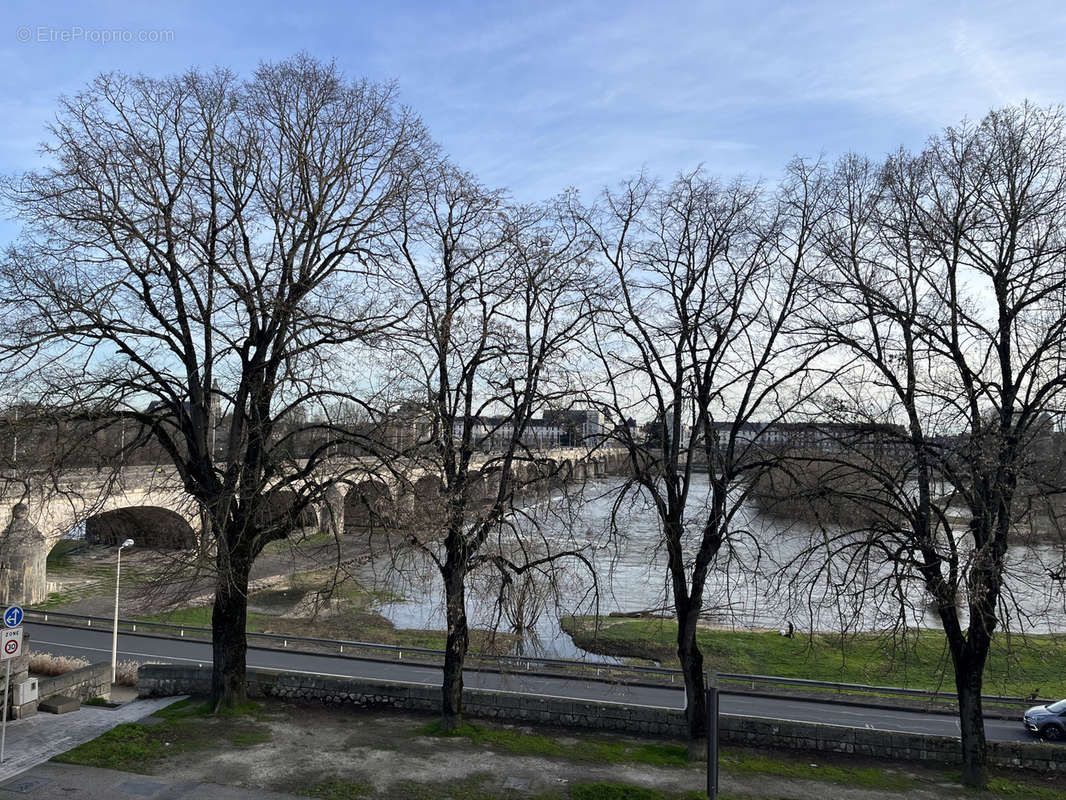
xmin=367 ymin=476 xmax=1066 ymax=659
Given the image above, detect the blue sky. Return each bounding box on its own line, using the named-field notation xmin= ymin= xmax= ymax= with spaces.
xmin=2 ymin=0 xmax=1065 ymax=241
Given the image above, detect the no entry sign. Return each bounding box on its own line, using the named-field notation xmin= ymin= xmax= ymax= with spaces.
xmin=0 ymin=629 xmax=22 ymax=661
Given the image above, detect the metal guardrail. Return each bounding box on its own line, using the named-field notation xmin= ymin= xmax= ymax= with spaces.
xmin=23 ymin=607 xmax=1047 ymax=707
xmin=24 ymin=607 xmax=679 ymax=683
xmin=711 ymin=672 xmax=1038 ymax=706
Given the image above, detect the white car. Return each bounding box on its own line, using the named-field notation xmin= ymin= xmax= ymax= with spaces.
xmin=1023 ymin=698 xmax=1066 ymax=740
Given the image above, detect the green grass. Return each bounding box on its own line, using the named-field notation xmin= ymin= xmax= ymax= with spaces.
xmin=140 ymin=606 xmax=214 ymax=627
xmin=562 ymin=615 xmax=1066 ymax=698
xmin=57 ymin=696 xmax=1066 ymax=800
xmin=293 ymin=773 xmax=711 ymax=800
xmin=45 ymin=539 xmax=83 ymax=571
xmin=38 ymin=587 xmax=81 ymax=609
xmin=569 ymin=786 xmax=709 ymax=800
xmin=54 ymin=696 xmax=271 ymax=772
xmin=151 ymin=697 xmax=265 ymax=721
xmin=140 ymin=606 xmax=282 ymax=632
xmin=263 ymin=529 xmax=340 ymax=555
xmin=419 ymin=721 xmax=690 ymax=768
xmin=296 ymin=777 xmax=375 ymax=799
xmin=38 ymin=552 xmax=149 ymax=610
xmin=54 ymin=722 xmax=167 ymax=771
xmin=355 ymin=774 xmax=560 ymax=800
xmin=137 ymin=583 xmax=511 ymax=655
xmin=417 ymin=719 xmax=918 ymax=794
xmin=152 ymin=697 xmax=211 ymax=719
xmin=138 ymin=604 xmax=453 ymax=650
xmin=721 ymin=748 xmax=913 ymax=791
xmin=980 ymin=777 xmax=1066 ymax=799
xmin=568 ymin=785 xmax=667 ymax=800
xmin=287 ymin=569 xmax=400 ymax=606
xmin=231 ymin=728 xmax=272 ymax=747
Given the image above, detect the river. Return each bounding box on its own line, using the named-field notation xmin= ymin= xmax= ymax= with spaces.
xmin=365 ymin=476 xmax=1066 ymax=659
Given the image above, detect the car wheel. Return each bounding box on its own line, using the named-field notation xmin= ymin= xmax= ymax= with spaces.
xmin=1043 ymin=724 xmax=1064 ymax=741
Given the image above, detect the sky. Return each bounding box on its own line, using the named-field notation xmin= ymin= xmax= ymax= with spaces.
xmin=1 ymin=0 xmax=1065 ymax=243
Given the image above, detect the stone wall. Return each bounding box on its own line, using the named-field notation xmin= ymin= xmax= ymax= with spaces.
xmin=137 ymin=664 xmax=1066 ymax=772
xmin=37 ymin=663 xmax=111 ymax=704
xmin=725 ymin=715 xmax=1066 ymax=773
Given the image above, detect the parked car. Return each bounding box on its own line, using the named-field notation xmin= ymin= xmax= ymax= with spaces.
xmin=1024 ymin=698 xmax=1066 ymax=740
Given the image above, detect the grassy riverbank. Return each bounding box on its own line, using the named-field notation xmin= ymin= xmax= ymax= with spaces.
xmin=141 ymin=569 xmax=516 ymax=654
xmin=139 ymin=604 xmax=483 ymax=652
xmin=561 ymin=615 xmax=1066 ymax=697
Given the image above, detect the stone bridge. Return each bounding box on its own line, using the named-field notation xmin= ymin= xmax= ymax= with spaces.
xmin=0 ymin=447 xmax=627 ymax=604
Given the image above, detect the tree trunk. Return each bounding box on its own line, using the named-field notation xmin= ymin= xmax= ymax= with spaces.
xmin=956 ymin=656 xmax=987 ymax=788
xmin=211 ymin=545 xmax=253 ymax=709
xmin=677 ymin=609 xmax=708 ymax=760
xmin=440 ymin=559 xmax=468 ymax=731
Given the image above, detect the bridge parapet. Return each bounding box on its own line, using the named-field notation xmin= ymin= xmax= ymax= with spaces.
xmin=0 ymin=443 xmax=624 ymax=597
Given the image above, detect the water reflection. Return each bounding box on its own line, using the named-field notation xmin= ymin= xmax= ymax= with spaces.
xmin=367 ymin=476 xmax=1066 ymax=659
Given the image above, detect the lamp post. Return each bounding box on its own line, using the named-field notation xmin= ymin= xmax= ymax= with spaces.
xmin=111 ymin=538 xmax=134 ymax=683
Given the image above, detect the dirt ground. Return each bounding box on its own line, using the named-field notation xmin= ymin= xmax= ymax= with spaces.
xmin=116 ymin=699 xmax=1053 ymax=800
xmin=45 ymin=535 xmax=361 ymax=619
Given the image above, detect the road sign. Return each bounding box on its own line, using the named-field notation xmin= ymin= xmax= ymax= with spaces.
xmin=0 ymin=629 xmax=22 ymax=661
xmin=3 ymin=607 xmax=22 ymax=628
xmin=0 ymin=627 xmax=19 ymax=763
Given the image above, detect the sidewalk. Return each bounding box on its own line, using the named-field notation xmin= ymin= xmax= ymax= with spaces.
xmin=0 ymin=693 xmax=304 ymax=798
xmin=0 ymin=762 xmax=303 ymax=798
xmin=0 ymin=694 xmax=179 ymax=784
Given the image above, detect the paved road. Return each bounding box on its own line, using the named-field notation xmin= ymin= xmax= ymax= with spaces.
xmin=26 ymin=621 xmax=1036 ymax=744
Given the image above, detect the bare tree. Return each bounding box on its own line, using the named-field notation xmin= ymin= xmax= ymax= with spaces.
xmin=0 ymin=55 xmax=426 ymax=707
xmin=380 ymin=161 xmax=595 ymax=729
xmin=578 ymin=168 xmax=828 ymax=752
xmin=799 ymin=104 xmax=1066 ymax=787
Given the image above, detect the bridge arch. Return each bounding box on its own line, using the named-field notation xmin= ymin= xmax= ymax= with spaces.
xmin=85 ymin=505 xmax=197 ymax=549
xmin=253 ymin=490 xmax=319 ymax=536
xmin=413 ymin=475 xmax=443 ymax=504
xmin=345 ymin=480 xmax=394 ymax=531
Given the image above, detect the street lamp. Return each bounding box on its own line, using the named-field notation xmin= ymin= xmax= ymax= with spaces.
xmin=111 ymin=538 xmax=134 ymax=683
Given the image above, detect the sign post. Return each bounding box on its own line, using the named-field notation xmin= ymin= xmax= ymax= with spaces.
xmin=1 ymin=606 xmax=24 ymax=764
xmin=706 ymin=676 xmax=719 ymax=800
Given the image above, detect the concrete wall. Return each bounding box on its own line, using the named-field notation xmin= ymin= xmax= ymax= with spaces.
xmin=138 ymin=664 xmax=1066 ymax=772
xmin=1 ymin=504 xmax=47 ymax=606
xmin=4 ymin=637 xmax=32 ymax=720
xmin=37 ymin=663 xmax=111 ymax=704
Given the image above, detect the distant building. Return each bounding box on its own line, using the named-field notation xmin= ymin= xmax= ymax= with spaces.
xmin=541 ymin=409 xmax=604 ymax=447
xmin=451 ymin=416 xmax=563 ymax=450
xmin=381 ymin=406 xmax=609 ymax=452
xmin=709 ymin=421 xmax=909 ymax=458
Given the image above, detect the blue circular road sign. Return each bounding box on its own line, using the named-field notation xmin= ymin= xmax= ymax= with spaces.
xmin=3 ymin=606 xmax=23 ymax=628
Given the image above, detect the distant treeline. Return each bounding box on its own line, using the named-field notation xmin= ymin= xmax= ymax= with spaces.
xmin=747 ymin=452 xmax=900 ymax=529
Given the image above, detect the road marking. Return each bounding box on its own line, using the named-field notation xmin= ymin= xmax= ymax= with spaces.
xmin=31 ymin=639 xmax=681 ymax=709
xmin=33 ymin=639 xmax=209 ymax=664
xmin=33 ymin=633 xmax=998 ymax=724
xmin=740 ymin=714 xmax=959 ymax=738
